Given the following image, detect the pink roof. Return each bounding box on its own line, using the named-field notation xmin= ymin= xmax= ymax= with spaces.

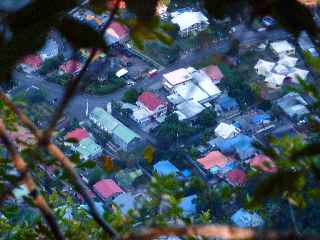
xmin=107 ymin=22 xmax=129 ymax=40
xmin=93 ymin=179 xmax=124 ymax=199
xmin=22 ymin=54 xmax=43 ymax=68
xmin=226 ymin=169 xmax=246 ymax=186
xmin=65 ymin=128 xmax=89 ymax=142
xmin=60 ymin=60 xmax=83 ymax=74
xmin=201 ymin=65 xmax=224 ymax=82
xmin=197 ymin=151 xmax=229 ymax=170
xmin=250 ymin=155 xmax=277 ymax=173
xmin=138 ymin=92 xmax=167 ymax=111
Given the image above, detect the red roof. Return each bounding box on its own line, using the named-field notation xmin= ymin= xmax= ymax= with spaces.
xmin=60 ymin=60 xmax=83 ymax=74
xmin=22 ymin=54 xmax=43 ymax=68
xmin=65 ymin=128 xmax=89 ymax=142
xmin=226 ymin=169 xmax=246 ymax=186
xmin=93 ymin=179 xmax=124 ymax=199
xmin=197 ymin=151 xmax=229 ymax=170
xmin=138 ymin=92 xmax=167 ymax=111
xmin=250 ymin=155 xmax=277 ymax=173
xmin=201 ymin=65 xmax=224 ymax=82
xmin=107 ymin=22 xmax=129 ymax=40
xmin=107 ymin=0 xmax=127 ymax=10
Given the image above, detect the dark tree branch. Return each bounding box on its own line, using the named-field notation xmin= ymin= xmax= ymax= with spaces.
xmin=0 ymin=90 xmax=117 ymax=237
xmin=120 ymin=224 xmax=320 ymax=240
xmin=0 ymin=120 xmax=65 ymax=240
xmin=42 ymin=0 xmax=121 ymax=143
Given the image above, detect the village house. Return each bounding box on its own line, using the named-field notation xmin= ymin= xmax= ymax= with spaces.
xmin=162 ymin=68 xmax=193 ymax=91
xmin=59 ymin=59 xmax=83 ymax=75
xmin=225 ymin=168 xmax=247 ymax=187
xmin=153 ymin=160 xmax=180 ymax=176
xmin=298 ymin=31 xmax=319 ymax=57
xmin=171 ymin=10 xmax=209 ymax=37
xmin=270 ymin=40 xmax=295 ymax=57
xmin=249 ymin=154 xmax=277 ymax=173
xmin=276 ymin=92 xmax=310 ymax=122
xmin=201 ymin=65 xmax=224 ymax=84
xmin=93 ymin=179 xmax=124 ymax=202
xmin=89 ymin=107 xmax=140 ymax=151
xmin=231 ymin=208 xmax=264 ymax=228
xmin=214 ymin=122 xmax=241 ymax=139
xmin=20 ymin=54 xmax=43 ymax=73
xmin=105 ymin=21 xmax=129 ymax=45
xmin=136 ymin=91 xmax=168 ymax=120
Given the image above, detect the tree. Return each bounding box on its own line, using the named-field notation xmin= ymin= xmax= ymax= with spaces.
xmin=156 ymin=113 xmax=194 ymax=146
xmin=122 ymin=89 xmax=140 ymax=103
xmin=144 ymin=145 xmax=155 ymax=164
xmin=196 ymin=108 xmax=217 ymax=128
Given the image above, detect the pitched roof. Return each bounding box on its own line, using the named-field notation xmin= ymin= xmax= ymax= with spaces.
xmin=270 ymin=40 xmax=295 ymax=55
xmin=226 ymin=169 xmax=246 ymax=186
xmin=197 ymin=151 xmax=229 ymax=170
xmin=231 ymin=208 xmax=264 ymax=228
xmin=107 ymin=22 xmax=129 ymax=40
xmin=179 ymin=194 xmax=197 ymax=216
xmin=138 ymin=92 xmax=166 ymax=111
xmin=250 ymin=155 xmax=277 ymax=173
xmin=65 ymin=128 xmax=89 ymax=142
xmin=171 ymin=11 xmax=208 ymax=31
xmin=215 ymin=122 xmax=240 ymax=139
xmin=22 ymin=54 xmax=43 ymax=68
xmin=201 ymin=65 xmax=224 ymax=82
xmin=113 ymin=193 xmax=136 ymax=214
xmin=60 ymin=60 xmax=83 ymax=73
xmin=163 ymin=68 xmax=192 ymax=86
xmin=93 ymin=179 xmax=124 ymax=199
xmin=153 ymin=160 xmax=179 ymax=176
xmin=112 ymin=124 xmax=140 ymax=144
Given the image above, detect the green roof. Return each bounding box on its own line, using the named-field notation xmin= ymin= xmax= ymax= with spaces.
xmin=76 ymin=138 xmax=102 ymax=159
xmin=90 ymin=107 xmax=120 ymax=132
xmin=113 ymin=124 xmax=140 ymax=144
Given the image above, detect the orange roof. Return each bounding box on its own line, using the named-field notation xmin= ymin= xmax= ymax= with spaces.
xmin=250 ymin=155 xmax=277 ymax=173
xmin=201 ymin=65 xmax=224 ymax=82
xmin=197 ymin=151 xmax=229 ymax=170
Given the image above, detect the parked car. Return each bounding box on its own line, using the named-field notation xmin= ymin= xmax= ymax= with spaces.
xmin=126 ymin=80 xmax=135 ymax=86
xmin=147 ymin=69 xmax=158 ymax=77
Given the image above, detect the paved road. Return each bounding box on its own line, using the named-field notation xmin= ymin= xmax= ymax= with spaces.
xmin=13 ymin=29 xmax=291 ymax=122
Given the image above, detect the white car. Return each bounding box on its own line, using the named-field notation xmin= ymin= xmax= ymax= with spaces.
xmin=126 ymin=80 xmax=135 ymax=86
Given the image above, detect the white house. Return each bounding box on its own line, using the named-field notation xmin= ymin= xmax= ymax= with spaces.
xmin=264 ymin=73 xmax=286 ymax=89
xmin=270 ymin=40 xmax=295 ymax=57
xmin=175 ymin=100 xmax=205 ymax=120
xmin=277 ymin=55 xmax=298 ymax=68
xmin=254 ymin=59 xmax=275 ymax=77
xmin=162 ymin=68 xmax=193 ymax=91
xmin=214 ymin=122 xmax=240 ymax=139
xmin=171 ymin=11 xmax=209 ymax=37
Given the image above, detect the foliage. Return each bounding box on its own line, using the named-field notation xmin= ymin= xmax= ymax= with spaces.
xmin=196 ymin=108 xmax=217 ymax=128
xmin=122 ymin=89 xmax=140 ymax=104
xmin=219 ymin=63 xmax=256 ymax=108
xmin=155 ymin=113 xmax=195 ymax=146
xmin=39 ymin=55 xmax=64 ymax=75
xmin=144 ymin=145 xmax=155 ymax=164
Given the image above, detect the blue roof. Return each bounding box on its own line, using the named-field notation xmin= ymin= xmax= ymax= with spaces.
xmin=182 ymin=169 xmax=191 ymax=177
xmin=214 ymin=134 xmax=256 ymax=157
xmin=250 ymin=114 xmax=271 ymax=125
xmin=153 ymin=160 xmax=180 ymax=176
xmin=179 ymin=194 xmax=197 ymax=216
xmin=217 ymin=95 xmax=239 ymax=111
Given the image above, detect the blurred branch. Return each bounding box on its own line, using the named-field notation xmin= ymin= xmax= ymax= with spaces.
xmin=0 ymin=91 xmax=117 ymax=237
xmin=0 ymin=120 xmax=64 ymax=240
xmin=42 ymin=0 xmax=121 ymax=142
xmin=120 ymin=224 xmax=320 ymax=240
